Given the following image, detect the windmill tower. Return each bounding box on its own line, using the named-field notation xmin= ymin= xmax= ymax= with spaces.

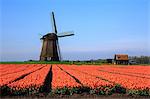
xmin=40 ymin=12 xmax=74 ymax=61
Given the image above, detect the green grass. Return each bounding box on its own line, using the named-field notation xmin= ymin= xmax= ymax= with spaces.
xmin=0 ymin=61 xmax=71 ymax=64
xmin=0 ymin=61 xmax=103 ymax=65
xmin=0 ymin=61 xmax=149 ymax=66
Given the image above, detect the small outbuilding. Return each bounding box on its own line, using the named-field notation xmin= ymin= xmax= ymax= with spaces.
xmin=106 ymin=59 xmax=113 ymax=64
xmin=114 ymin=54 xmax=128 ymax=65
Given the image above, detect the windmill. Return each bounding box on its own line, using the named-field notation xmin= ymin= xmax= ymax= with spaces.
xmin=40 ymin=12 xmax=74 ymax=61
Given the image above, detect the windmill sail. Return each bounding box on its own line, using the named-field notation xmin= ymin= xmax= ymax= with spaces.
xmin=57 ymin=31 xmax=74 ymax=37
xmin=51 ymin=12 xmax=57 ymax=33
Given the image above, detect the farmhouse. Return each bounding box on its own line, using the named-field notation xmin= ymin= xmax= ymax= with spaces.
xmin=114 ymin=54 xmax=128 ymax=65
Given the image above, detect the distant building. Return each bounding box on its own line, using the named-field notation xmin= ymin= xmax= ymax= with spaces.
xmin=114 ymin=54 xmax=128 ymax=65
xmin=106 ymin=59 xmax=113 ymax=64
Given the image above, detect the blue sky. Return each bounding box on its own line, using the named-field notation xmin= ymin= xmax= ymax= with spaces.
xmin=0 ymin=0 xmax=149 ymax=61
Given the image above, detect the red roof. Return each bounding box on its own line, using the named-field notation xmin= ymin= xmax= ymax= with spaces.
xmin=115 ymin=54 xmax=128 ymax=60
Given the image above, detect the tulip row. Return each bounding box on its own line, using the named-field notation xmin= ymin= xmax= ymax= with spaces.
xmin=7 ymin=65 xmax=51 ymax=91
xmin=59 ymin=64 xmax=150 ymax=90
xmin=0 ymin=64 xmax=34 ymax=76
xmin=99 ymin=65 xmax=150 ymax=76
xmin=73 ymin=64 xmax=150 ymax=79
xmin=52 ymin=65 xmax=80 ymax=89
xmin=57 ymin=65 xmax=113 ymax=89
xmin=0 ymin=64 xmax=46 ymax=87
xmin=0 ymin=64 xmax=22 ymax=73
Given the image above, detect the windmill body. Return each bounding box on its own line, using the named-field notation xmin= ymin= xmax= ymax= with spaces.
xmin=40 ymin=33 xmax=59 ymax=61
xmin=40 ymin=12 xmax=74 ymax=61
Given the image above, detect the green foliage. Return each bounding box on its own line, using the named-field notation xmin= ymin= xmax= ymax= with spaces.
xmin=0 ymin=61 xmax=72 ymax=64
xmin=0 ymin=86 xmax=11 ymax=96
xmin=69 ymin=87 xmax=80 ymax=95
xmin=111 ymin=84 xmax=126 ymax=94
xmin=53 ymin=87 xmax=70 ymax=95
xmin=138 ymin=89 xmax=149 ymax=96
xmin=128 ymin=89 xmax=150 ymax=96
xmin=98 ymin=90 xmax=105 ymax=95
xmin=89 ymin=89 xmax=97 ymax=94
xmin=0 ymin=61 xmax=103 ymax=65
xmin=0 ymin=85 xmax=150 ymax=96
xmin=129 ymin=56 xmax=150 ymax=64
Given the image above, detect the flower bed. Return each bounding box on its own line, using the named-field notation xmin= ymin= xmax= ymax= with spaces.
xmin=0 ymin=64 xmax=150 ymax=96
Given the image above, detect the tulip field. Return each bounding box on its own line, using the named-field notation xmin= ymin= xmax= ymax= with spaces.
xmin=0 ymin=64 xmax=150 ymax=96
